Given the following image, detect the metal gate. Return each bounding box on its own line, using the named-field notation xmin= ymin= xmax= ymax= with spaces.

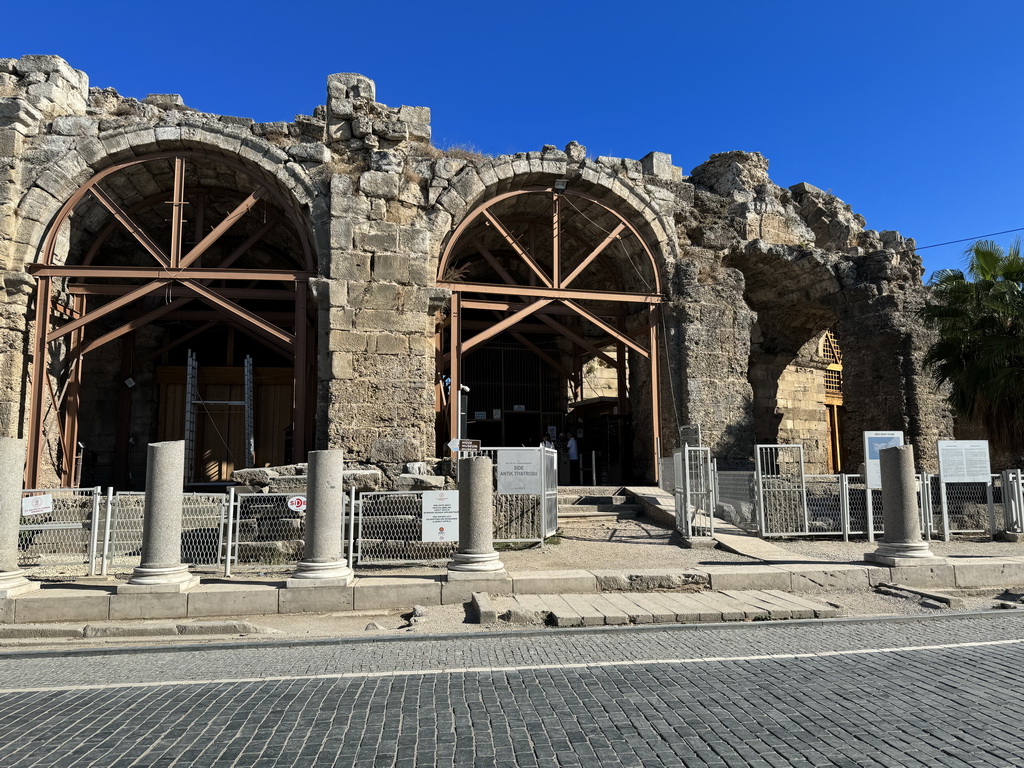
xmin=755 ymin=444 xmax=809 ymax=537
xmin=674 ymin=446 xmax=715 ymax=540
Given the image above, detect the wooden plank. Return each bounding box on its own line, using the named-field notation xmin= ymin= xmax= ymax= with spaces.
xmin=712 ymin=590 xmax=771 ymax=620
xmin=746 ymin=590 xmax=816 ymax=620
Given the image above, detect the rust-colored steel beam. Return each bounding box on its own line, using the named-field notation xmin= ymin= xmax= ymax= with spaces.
xmin=561 ymin=299 xmax=650 ymax=358
xmin=178 ymin=186 xmax=268 ymax=269
xmin=471 ymin=236 xmax=517 ymax=285
xmin=537 ymin=314 xmax=618 ymax=368
xmin=29 ymin=265 xmax=312 ymax=281
xmin=650 ymin=304 xmax=661 ymax=483
xmin=65 ymin=284 xmax=299 ymax=300
xmin=448 ymin=293 xmax=461 ymax=445
xmin=461 ymin=299 xmax=554 ymax=353
xmin=460 ymin=298 xmax=626 ymax=318
xmin=26 ymin=277 xmax=52 ymax=486
xmin=45 ymin=279 xmax=171 ymax=343
xmin=169 ymin=157 xmax=186 ymax=269
xmin=182 ymin=281 xmax=294 ymax=350
xmin=482 ymin=209 xmax=552 ymax=288
xmin=89 ymin=186 xmax=170 ymax=268
xmin=552 ymin=193 xmax=561 ymax=287
xmin=561 ymin=223 xmax=625 ymax=288
xmin=436 ymin=281 xmax=660 ymax=304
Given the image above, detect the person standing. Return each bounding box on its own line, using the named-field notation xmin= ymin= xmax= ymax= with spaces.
xmin=567 ymin=433 xmax=580 ymax=484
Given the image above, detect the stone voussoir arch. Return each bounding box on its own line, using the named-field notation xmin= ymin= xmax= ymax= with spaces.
xmin=432 ymin=156 xmax=678 ymax=287
xmin=13 ymin=123 xmax=321 ymax=269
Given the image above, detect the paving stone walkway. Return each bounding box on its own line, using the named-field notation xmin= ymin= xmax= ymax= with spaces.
xmin=2 ymin=614 xmax=1024 ymax=766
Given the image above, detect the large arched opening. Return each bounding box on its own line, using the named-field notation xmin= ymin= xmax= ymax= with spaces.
xmin=436 ymin=186 xmax=664 ymax=483
xmin=27 ymin=150 xmax=317 ymax=488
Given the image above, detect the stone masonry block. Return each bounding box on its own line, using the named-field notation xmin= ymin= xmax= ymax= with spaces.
xmin=353 ymin=577 xmax=442 ymax=609
xmin=354 ymin=309 xmax=425 ymax=332
xmin=359 ymin=171 xmax=400 ymax=199
xmin=109 ymin=593 xmax=188 ymax=620
xmin=0 ymin=598 xmax=12 ymax=624
xmin=700 ymin=565 xmax=793 ymax=591
xmin=953 ymin=560 xmax=1024 ymax=588
xmin=328 ymin=251 xmax=371 ymax=281
xmin=442 ymin=575 xmax=513 ymax=605
xmin=15 ymin=593 xmax=110 ymax=623
xmin=512 ymin=570 xmax=598 ymax=594
xmin=279 ymin=585 xmax=354 ymax=614
xmin=780 ymin=564 xmax=871 ymax=592
xmin=0 ymin=129 xmax=19 ymax=158
xmin=887 ymin=564 xmax=956 ymax=589
xmin=188 ymin=586 xmax=280 ymax=617
xmin=330 ymin=219 xmax=354 ymax=250
xmin=355 ymin=223 xmax=399 ymax=252
xmin=372 ymin=253 xmax=409 ymax=283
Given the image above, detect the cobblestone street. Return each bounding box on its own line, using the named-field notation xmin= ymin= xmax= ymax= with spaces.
xmin=2 ymin=614 xmax=1024 ymax=766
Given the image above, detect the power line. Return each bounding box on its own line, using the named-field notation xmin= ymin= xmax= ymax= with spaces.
xmin=915 ymin=227 xmax=1024 ymax=250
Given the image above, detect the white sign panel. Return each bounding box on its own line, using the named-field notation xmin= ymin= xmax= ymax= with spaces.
xmin=863 ymin=431 xmax=904 ymax=489
xmin=422 ymin=490 xmax=459 ymax=542
xmin=496 ymin=449 xmax=543 ymax=494
xmin=938 ymin=440 xmax=992 ymax=484
xmin=21 ymin=494 xmax=53 ymax=517
xmin=286 ymin=495 xmax=307 ymax=513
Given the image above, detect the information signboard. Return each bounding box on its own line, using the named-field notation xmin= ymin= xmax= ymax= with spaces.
xmin=496 ymin=449 xmax=543 ymax=494
xmin=21 ymin=494 xmax=52 ymax=517
xmin=938 ymin=440 xmax=992 ymax=484
xmin=422 ymin=490 xmax=459 ymax=542
xmin=863 ymin=431 xmax=904 ymax=489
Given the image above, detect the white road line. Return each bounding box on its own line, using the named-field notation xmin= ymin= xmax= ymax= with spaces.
xmin=2 ymin=636 xmax=1022 ymax=694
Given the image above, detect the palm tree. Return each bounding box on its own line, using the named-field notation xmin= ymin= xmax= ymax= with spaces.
xmin=920 ymin=239 xmax=1024 ymax=454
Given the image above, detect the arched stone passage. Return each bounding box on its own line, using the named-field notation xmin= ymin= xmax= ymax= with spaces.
xmin=436 ymin=184 xmax=667 ymax=483
xmin=25 ymin=150 xmax=318 ymax=488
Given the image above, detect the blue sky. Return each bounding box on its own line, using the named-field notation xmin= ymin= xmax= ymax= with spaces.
xmin=7 ymin=1 xmax=1021 ymax=279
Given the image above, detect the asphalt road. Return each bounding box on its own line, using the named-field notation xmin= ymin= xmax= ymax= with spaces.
xmin=2 ymin=614 xmax=1024 ymax=767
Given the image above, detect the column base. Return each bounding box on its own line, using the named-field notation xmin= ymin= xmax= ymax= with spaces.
xmin=120 ymin=565 xmax=200 ymax=593
xmin=289 ymin=560 xmax=354 ymax=586
xmin=865 ymin=540 xmax=944 ymax=567
xmin=448 ymin=551 xmax=506 ymax=574
xmin=0 ymin=570 xmax=40 ymax=598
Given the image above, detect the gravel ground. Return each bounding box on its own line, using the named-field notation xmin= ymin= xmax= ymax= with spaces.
xmin=771 ymin=536 xmax=1024 ymax=564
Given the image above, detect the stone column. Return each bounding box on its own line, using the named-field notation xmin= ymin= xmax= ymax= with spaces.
xmin=289 ymin=449 xmax=353 ymax=586
xmin=865 ymin=445 xmax=944 ymax=566
xmin=448 ymin=456 xmax=505 ymax=577
xmin=0 ymin=437 xmax=39 ymax=598
xmin=120 ymin=441 xmax=199 ymax=593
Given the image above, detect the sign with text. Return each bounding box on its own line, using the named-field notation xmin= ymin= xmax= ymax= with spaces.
xmin=863 ymin=431 xmax=904 ymax=489
xmin=21 ymin=494 xmax=52 ymax=517
xmin=447 ymin=438 xmax=481 ymax=452
xmin=938 ymin=440 xmax=992 ymax=484
xmin=422 ymin=490 xmax=459 ymax=542
xmin=497 ymin=449 xmax=543 ymax=494
xmin=286 ymin=495 xmax=307 ymax=513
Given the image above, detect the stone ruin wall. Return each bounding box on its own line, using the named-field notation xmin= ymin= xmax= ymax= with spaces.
xmin=0 ymin=54 xmax=955 ymax=486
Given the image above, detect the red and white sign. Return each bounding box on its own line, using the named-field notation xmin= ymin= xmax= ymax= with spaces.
xmin=287 ymin=495 xmax=307 ymax=513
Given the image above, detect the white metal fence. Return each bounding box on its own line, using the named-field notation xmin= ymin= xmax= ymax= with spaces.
xmin=674 ymin=446 xmax=715 ymax=540
xmin=458 ymin=446 xmax=558 ymax=542
xmin=18 ymin=487 xmax=103 ymax=574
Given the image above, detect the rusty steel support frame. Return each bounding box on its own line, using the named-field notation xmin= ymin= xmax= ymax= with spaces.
xmin=26 ymin=151 xmax=315 ymax=487
xmin=436 ymin=187 xmax=664 ymax=481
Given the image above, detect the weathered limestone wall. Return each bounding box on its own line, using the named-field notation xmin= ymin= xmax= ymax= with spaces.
xmin=0 ymin=54 xmax=956 ymax=486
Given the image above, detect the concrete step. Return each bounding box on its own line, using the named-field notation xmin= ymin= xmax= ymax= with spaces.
xmin=560 ymin=495 xmax=631 ymax=506
xmin=497 ymin=589 xmax=840 ymax=627
xmin=557 ymin=486 xmax=625 ymax=497
xmin=557 ymin=503 xmax=642 ymax=516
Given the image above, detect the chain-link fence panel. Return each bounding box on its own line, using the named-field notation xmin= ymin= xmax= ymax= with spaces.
xmin=357 ymin=492 xmax=455 ymax=564
xmin=101 ymin=492 xmax=229 ymax=576
xmin=936 ymin=480 xmax=995 ymax=538
xmin=804 ymin=475 xmax=843 ymax=534
xmin=230 ymin=492 xmax=306 ymax=571
xmin=18 ymin=487 xmax=102 ymax=575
